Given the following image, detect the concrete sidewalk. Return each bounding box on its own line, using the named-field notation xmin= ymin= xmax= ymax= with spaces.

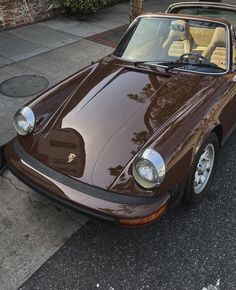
xmin=0 ymin=0 xmax=235 ymax=289
xmin=0 ymin=0 xmax=182 ymax=65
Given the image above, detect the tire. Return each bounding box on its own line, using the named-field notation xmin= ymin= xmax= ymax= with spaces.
xmin=184 ymin=133 xmax=219 ymax=205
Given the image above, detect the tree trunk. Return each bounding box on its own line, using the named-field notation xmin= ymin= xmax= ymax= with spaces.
xmin=129 ymin=0 xmax=144 ymax=23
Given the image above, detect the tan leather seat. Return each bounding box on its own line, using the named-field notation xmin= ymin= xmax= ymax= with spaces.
xmin=163 ymin=20 xmax=192 ymax=57
xmin=190 ymin=27 xmax=215 ymax=55
xmin=203 ymin=27 xmax=227 ymax=69
xmin=233 ymin=46 xmax=236 ymax=66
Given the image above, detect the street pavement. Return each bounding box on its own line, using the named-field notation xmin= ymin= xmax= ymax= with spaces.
xmin=0 ymin=0 xmax=235 ymax=289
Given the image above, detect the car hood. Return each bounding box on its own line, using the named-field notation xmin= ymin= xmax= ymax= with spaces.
xmin=25 ymin=59 xmax=216 ymax=190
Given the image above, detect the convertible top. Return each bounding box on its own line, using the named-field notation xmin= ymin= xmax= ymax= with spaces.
xmin=167 ymin=2 xmax=236 ymax=12
xmin=167 ymin=2 xmax=236 ymax=26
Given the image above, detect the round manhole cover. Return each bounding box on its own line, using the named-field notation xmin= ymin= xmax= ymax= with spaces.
xmin=0 ymin=75 xmax=49 ymax=98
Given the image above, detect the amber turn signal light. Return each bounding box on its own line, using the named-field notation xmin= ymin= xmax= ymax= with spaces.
xmin=119 ymin=203 xmax=167 ymax=226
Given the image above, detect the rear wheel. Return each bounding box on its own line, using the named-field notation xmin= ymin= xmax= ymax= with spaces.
xmin=185 ymin=133 xmax=219 ymax=204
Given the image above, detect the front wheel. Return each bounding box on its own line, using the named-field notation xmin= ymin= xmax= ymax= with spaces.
xmin=184 ymin=133 xmax=219 ymax=205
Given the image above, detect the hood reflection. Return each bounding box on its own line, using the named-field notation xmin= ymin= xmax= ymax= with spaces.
xmin=35 ymin=128 xmax=86 ymax=178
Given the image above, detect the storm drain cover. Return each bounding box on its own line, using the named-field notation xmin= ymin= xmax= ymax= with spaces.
xmin=0 ymin=75 xmax=49 ymax=98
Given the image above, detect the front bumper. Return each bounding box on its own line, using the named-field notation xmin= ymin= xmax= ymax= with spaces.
xmin=4 ymin=139 xmax=170 ymax=226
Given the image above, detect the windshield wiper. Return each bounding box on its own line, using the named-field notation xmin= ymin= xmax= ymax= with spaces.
xmin=133 ymin=60 xmax=191 ymax=70
xmin=118 ymin=61 xmax=171 ymax=76
xmin=154 ymin=61 xmax=189 ymax=70
xmin=140 ymin=60 xmax=223 ymax=71
xmin=162 ymin=61 xmax=222 ymax=71
xmin=133 ymin=61 xmax=160 ymax=67
xmin=135 ymin=52 xmax=224 ymax=71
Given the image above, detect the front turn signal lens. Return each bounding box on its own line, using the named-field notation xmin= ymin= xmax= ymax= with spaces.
xmin=119 ymin=203 xmax=167 ymax=226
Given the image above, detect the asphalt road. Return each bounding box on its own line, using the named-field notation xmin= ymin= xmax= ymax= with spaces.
xmin=20 ymin=131 xmax=236 ymax=290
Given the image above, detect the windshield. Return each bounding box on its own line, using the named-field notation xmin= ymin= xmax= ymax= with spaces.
xmin=113 ymin=17 xmax=228 ymax=73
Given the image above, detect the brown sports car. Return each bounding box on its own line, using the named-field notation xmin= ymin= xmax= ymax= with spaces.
xmin=1 ymin=2 xmax=236 ymax=226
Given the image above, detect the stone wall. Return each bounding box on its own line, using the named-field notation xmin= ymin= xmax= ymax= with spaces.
xmin=0 ymin=0 xmax=60 ymax=31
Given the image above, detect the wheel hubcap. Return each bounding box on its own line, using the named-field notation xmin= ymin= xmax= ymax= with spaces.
xmin=193 ymin=143 xmax=215 ymax=194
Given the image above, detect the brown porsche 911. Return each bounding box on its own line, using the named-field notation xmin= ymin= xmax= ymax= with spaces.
xmin=1 ymin=2 xmax=236 ymax=226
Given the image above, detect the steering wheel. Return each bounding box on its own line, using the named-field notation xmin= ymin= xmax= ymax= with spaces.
xmin=179 ymin=53 xmax=209 ymax=63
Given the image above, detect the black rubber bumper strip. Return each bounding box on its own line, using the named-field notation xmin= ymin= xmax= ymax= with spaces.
xmin=13 ymin=140 xmax=167 ymax=205
xmin=8 ymin=164 xmax=116 ymax=223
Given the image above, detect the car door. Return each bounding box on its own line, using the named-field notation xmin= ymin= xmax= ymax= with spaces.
xmin=212 ymin=25 xmax=236 ymax=144
xmin=222 ymin=27 xmax=236 ymax=140
xmin=229 ymin=27 xmax=236 ymax=126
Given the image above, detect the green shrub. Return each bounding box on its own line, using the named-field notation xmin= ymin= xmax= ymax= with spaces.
xmin=59 ymin=0 xmax=117 ymax=16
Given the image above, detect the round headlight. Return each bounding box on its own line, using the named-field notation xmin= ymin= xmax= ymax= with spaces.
xmin=13 ymin=107 xmax=35 ymax=136
xmin=133 ymin=148 xmax=165 ymax=189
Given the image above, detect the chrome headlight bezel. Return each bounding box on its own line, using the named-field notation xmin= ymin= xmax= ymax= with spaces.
xmin=13 ymin=106 xmax=35 ymax=136
xmin=132 ymin=148 xmax=166 ymax=189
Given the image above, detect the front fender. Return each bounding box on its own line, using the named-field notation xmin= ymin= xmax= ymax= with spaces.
xmin=194 ymin=121 xmax=222 ymax=158
xmin=26 ymin=63 xmax=98 ymax=135
xmin=110 ymin=90 xmax=222 ymax=204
